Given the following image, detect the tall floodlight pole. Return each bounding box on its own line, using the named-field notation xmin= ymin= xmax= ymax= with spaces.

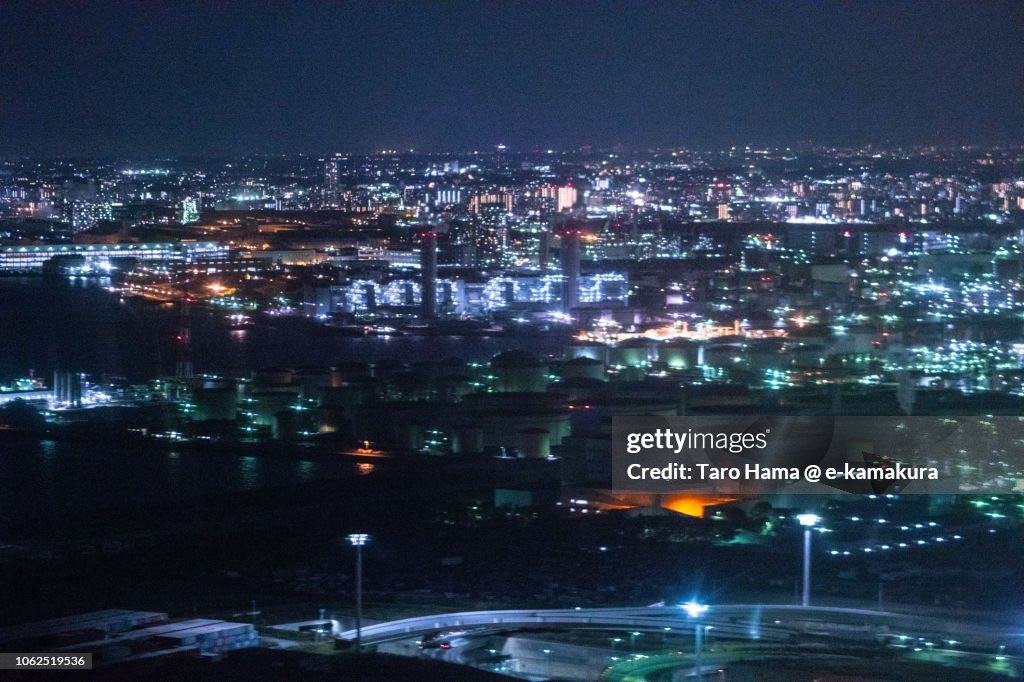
xmin=347 ymin=533 xmax=369 ymax=650
xmin=796 ymin=514 xmax=820 ymax=608
xmin=682 ymin=601 xmax=709 ymax=680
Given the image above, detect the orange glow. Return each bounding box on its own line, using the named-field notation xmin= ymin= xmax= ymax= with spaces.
xmin=661 ymin=494 xmax=736 ymax=517
xmin=591 ymin=503 xmax=633 ymax=511
xmin=346 ymin=441 xmax=389 ymax=458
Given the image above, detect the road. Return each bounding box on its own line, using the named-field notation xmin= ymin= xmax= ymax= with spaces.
xmin=338 ymin=603 xmax=1018 ymax=652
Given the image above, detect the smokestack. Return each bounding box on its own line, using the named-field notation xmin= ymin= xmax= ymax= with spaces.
xmin=560 ymin=229 xmax=581 ymax=313
xmin=420 ymin=230 xmax=438 ymax=318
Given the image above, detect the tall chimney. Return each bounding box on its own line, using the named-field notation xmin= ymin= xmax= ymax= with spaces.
xmin=560 ymin=229 xmax=581 ymax=313
xmin=420 ymin=230 xmax=438 ymax=317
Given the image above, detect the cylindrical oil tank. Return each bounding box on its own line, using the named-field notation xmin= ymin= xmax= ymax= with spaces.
xmin=610 ymin=339 xmax=654 ymax=368
xmin=657 ymin=339 xmax=701 ymax=370
xmin=253 ymin=367 xmax=294 ymax=387
xmin=559 ymin=356 xmax=606 ymax=381
xmin=454 ymin=425 xmax=485 ymax=454
xmin=517 ymin=427 xmax=551 ymax=458
xmin=565 ymin=341 xmax=609 ymax=364
xmin=295 ymin=367 xmax=331 ymax=397
xmin=491 ymin=350 xmax=548 ymax=393
xmin=330 ymin=362 xmax=371 ymax=387
xmin=394 ymin=422 xmax=423 ymax=451
xmin=193 ymin=385 xmax=239 ymax=421
xmin=251 ymin=391 xmax=297 ymax=425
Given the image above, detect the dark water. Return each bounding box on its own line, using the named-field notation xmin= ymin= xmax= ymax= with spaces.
xmin=0 ymin=277 xmax=566 ymax=380
xmin=0 ymin=276 xmax=566 ymax=532
xmin=0 ymin=438 xmax=351 ymax=533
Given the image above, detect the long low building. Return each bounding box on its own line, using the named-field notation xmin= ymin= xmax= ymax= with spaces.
xmin=0 ymin=242 xmax=227 ymax=272
xmin=0 ymin=609 xmax=259 ymax=667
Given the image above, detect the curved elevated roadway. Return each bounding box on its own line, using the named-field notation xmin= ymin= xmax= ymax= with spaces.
xmin=338 ymin=603 xmax=1014 ymax=652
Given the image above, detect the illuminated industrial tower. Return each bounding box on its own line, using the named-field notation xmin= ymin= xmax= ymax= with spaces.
xmin=180 ymin=196 xmax=199 ymax=224
xmin=560 ymin=229 xmax=581 ymax=313
xmin=420 ymin=230 xmax=438 ymax=318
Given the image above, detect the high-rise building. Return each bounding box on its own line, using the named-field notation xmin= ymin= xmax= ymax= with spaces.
xmin=435 ymin=189 xmax=462 ymax=206
xmin=66 ymin=200 xmax=113 ymax=232
xmin=539 ymin=231 xmax=553 ymax=270
xmin=538 ymin=185 xmax=578 ymax=213
xmin=323 ymin=156 xmax=339 ymax=204
xmin=717 ymin=203 xmax=730 ymax=221
xmin=469 ymin=192 xmax=513 ymax=213
xmin=557 ymin=185 xmax=577 ymax=212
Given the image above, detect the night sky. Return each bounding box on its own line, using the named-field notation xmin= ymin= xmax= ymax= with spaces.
xmin=2 ymin=1 xmax=1022 ymax=157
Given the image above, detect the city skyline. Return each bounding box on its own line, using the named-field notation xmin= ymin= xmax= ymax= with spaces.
xmin=2 ymin=3 xmax=1024 ymax=679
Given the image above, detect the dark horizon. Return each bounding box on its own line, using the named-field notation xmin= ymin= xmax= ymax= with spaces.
xmin=2 ymin=0 xmax=1022 ymax=157
xmin=5 ymin=140 xmax=1024 ymax=165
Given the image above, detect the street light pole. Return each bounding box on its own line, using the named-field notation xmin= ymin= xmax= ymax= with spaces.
xmin=796 ymin=514 xmax=820 ymax=608
xmin=347 ymin=533 xmax=369 ymax=651
xmin=682 ymin=601 xmax=709 ymax=681
xmin=355 ymin=543 xmax=363 ymax=648
xmin=695 ymin=622 xmax=703 ymax=679
xmin=802 ymin=525 xmax=811 ymax=607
